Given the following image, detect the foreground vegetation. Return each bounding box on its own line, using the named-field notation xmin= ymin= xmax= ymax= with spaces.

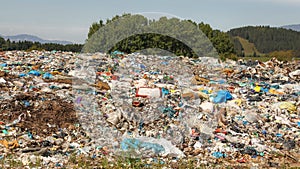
xmin=1 ymin=153 xmax=299 ymax=169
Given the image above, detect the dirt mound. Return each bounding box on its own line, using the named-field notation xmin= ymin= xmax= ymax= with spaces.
xmin=0 ymin=93 xmax=78 ymax=137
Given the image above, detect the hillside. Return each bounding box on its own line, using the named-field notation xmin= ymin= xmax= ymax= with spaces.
xmin=0 ymin=36 xmax=82 ymax=52
xmin=231 ymin=36 xmax=262 ymax=56
xmin=2 ymin=34 xmax=73 ymax=45
xmin=228 ymin=26 xmax=300 ymax=57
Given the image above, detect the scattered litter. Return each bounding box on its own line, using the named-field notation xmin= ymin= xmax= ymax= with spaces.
xmin=0 ymin=50 xmax=299 ymax=168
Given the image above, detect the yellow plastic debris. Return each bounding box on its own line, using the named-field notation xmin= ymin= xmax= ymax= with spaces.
xmin=254 ymin=86 xmax=261 ymax=92
xmin=269 ymin=88 xmax=284 ymax=95
xmin=198 ymin=87 xmax=204 ymax=91
xmin=234 ymin=99 xmax=242 ymax=106
xmin=279 ymin=102 xmax=297 ymax=113
xmin=51 ymin=71 xmax=62 ymax=75
xmin=0 ymin=139 xmax=19 ymax=149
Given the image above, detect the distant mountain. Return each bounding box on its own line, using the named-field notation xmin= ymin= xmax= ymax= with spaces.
xmin=281 ymin=24 xmax=300 ymax=32
xmin=1 ymin=34 xmax=73 ymax=45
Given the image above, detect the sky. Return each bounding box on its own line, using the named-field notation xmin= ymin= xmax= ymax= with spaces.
xmin=0 ymin=0 xmax=299 ymax=43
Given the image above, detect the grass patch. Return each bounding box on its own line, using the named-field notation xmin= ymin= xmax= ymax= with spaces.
xmin=0 ymin=153 xmax=299 ymax=168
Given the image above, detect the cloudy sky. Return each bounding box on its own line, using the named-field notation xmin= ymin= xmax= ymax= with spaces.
xmin=0 ymin=0 xmax=299 ymax=43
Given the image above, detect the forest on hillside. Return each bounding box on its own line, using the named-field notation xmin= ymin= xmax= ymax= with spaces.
xmin=228 ymin=26 xmax=300 ymax=56
xmin=0 ymin=37 xmax=83 ymax=52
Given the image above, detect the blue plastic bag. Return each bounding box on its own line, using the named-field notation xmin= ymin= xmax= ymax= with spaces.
xmin=23 ymin=100 xmax=30 ymax=107
xmin=28 ymin=70 xmax=41 ymax=76
xmin=140 ymin=64 xmax=146 ymax=69
xmin=162 ymin=88 xmax=169 ymax=95
xmin=43 ymin=72 xmax=53 ymax=79
xmin=19 ymin=73 xmax=27 ymax=77
xmin=121 ymin=138 xmax=165 ymax=154
xmin=213 ymin=90 xmax=233 ymax=103
xmin=212 ymin=152 xmax=226 ymax=158
xmin=261 ymin=88 xmax=269 ymax=93
xmin=0 ymin=63 xmax=7 ymax=67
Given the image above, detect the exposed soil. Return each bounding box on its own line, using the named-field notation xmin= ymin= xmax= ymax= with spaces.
xmin=0 ymin=93 xmax=78 ymax=137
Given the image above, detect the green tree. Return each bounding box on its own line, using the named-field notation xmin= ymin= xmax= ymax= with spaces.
xmin=85 ymin=14 xmax=235 ymax=59
xmin=0 ymin=36 xmax=6 ymax=51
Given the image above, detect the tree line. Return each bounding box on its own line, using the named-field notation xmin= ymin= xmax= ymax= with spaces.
xmin=86 ymin=14 xmax=236 ymax=60
xmin=3 ymin=16 xmax=298 ymax=60
xmin=0 ymin=37 xmax=83 ymax=52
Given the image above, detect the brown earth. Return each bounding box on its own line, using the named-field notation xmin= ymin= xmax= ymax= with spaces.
xmin=0 ymin=93 xmax=78 ymax=137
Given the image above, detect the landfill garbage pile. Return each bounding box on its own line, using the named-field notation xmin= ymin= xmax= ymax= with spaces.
xmin=0 ymin=50 xmax=299 ymax=168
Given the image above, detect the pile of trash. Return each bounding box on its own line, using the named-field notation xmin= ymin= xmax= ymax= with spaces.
xmin=0 ymin=50 xmax=299 ymax=168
